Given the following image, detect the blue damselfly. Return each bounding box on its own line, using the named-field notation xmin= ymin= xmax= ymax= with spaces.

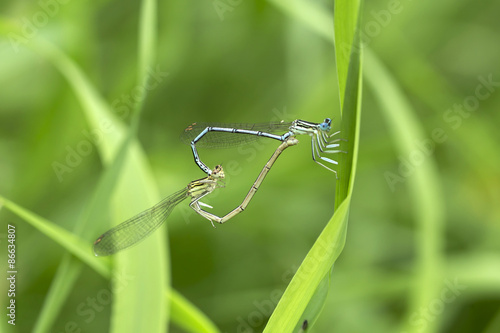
xmin=181 ymin=118 xmax=345 ymax=178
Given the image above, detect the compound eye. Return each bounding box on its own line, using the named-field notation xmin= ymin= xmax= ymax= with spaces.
xmin=319 ymin=119 xmax=331 ymax=131
xmin=212 ymin=165 xmax=225 ymax=178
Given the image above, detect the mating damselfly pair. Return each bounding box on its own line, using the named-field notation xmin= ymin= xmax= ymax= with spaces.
xmin=93 ymin=118 xmax=345 ymax=256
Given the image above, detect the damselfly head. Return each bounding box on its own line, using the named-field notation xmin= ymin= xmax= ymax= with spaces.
xmin=211 ymin=165 xmax=225 ymax=179
xmin=319 ymin=118 xmax=332 ymax=132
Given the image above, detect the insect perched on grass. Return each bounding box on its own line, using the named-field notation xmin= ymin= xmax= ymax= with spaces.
xmin=181 ymin=118 xmax=346 ymax=178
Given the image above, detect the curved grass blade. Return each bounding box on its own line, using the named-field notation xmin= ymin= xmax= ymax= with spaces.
xmin=138 ymin=0 xmax=157 ymax=84
xmin=0 ymin=195 xmax=220 ymax=333
xmin=263 ymin=197 xmax=352 ymax=332
xmin=268 ymin=0 xmax=333 ymax=42
xmin=110 ymin=1 xmax=169 ymax=331
xmin=334 ymin=0 xmax=361 ymax=108
xmin=292 ymin=272 xmax=330 ymax=331
xmin=19 ymin=38 xmax=167 ymax=333
xmin=0 ymin=196 xmax=111 ymax=278
xmin=364 ymin=49 xmax=445 ymax=333
xmin=1 ymin=5 xmax=168 ymax=330
xmin=262 ymin=1 xmax=446 ymax=332
xmin=170 ymin=290 xmax=221 ymax=333
xmin=33 ymin=106 xmax=136 ymax=332
xmin=264 ymin=1 xmax=362 ymax=330
xmin=0 ymin=27 xmax=220 ymax=331
xmin=33 ymin=256 xmax=83 ymax=333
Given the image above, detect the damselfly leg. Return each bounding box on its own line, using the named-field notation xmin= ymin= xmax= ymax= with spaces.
xmin=308 ymin=129 xmax=347 ymax=178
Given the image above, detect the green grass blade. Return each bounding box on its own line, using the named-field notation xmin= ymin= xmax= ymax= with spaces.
xmin=291 ymin=272 xmax=330 ymax=331
xmin=33 ymin=255 xmax=83 ymax=333
xmin=0 ymin=196 xmax=111 ymax=278
xmin=138 ymin=0 xmax=157 ymax=83
xmin=1 ymin=19 xmax=219 ymax=332
xmin=268 ymin=0 xmax=333 ymax=41
xmin=28 ymin=39 xmax=124 ymax=163
xmin=1 ymin=20 xmax=169 ymax=332
xmin=132 ymin=0 xmax=158 ymax=135
xmin=447 ymin=254 xmax=500 ymax=291
xmin=381 ymin=32 xmax=500 ymax=198
xmin=108 ymin=150 xmax=167 ymax=333
xmin=12 ymin=36 xmax=168 ymax=333
xmin=268 ymin=2 xmax=445 ymax=331
xmin=263 ymin=197 xmax=351 ymax=331
xmin=263 ymin=1 xmax=362 ymax=331
xmin=33 ymin=122 xmax=141 ymax=332
xmin=334 ymin=0 xmax=361 ymax=108
xmin=334 ymin=21 xmax=363 ymax=207
xmin=108 ymin=0 xmax=168 ymax=332
xmin=169 ymin=290 xmax=221 ymax=333
xmin=0 ymin=195 xmax=219 ymax=333
xmin=364 ymin=49 xmax=445 ymax=333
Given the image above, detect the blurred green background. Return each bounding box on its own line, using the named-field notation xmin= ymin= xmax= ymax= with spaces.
xmin=1 ymin=0 xmax=499 ymax=332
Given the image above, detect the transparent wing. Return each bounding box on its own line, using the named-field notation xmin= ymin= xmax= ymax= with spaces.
xmin=93 ymin=188 xmax=188 ymax=256
xmin=180 ymin=121 xmax=293 ymax=148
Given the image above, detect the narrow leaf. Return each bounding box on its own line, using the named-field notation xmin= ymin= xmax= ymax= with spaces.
xmin=264 ymin=1 xmax=362 ymax=331
xmin=364 ymin=49 xmax=445 ymax=333
xmin=0 ymin=195 xmax=219 ymax=333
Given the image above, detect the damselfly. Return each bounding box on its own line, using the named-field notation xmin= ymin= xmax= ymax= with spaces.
xmin=93 ymin=165 xmax=225 ymax=256
xmin=192 ymin=136 xmax=299 ymax=224
xmin=181 ymin=118 xmax=345 ymax=178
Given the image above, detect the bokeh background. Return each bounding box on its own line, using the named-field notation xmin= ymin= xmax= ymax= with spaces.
xmin=1 ymin=0 xmax=499 ymax=332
